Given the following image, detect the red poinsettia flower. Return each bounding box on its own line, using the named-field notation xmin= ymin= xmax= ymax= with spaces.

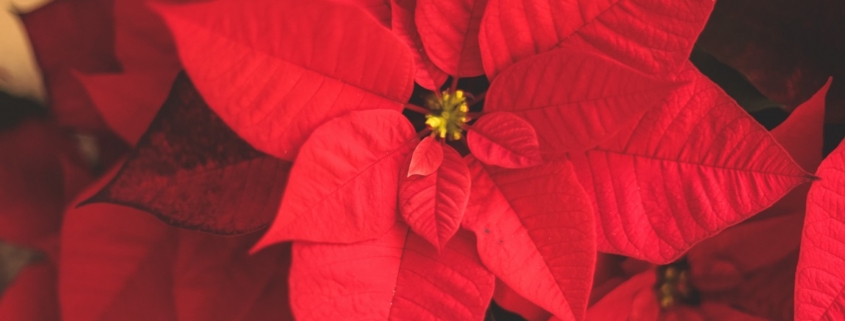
xmin=133 ymin=0 xmax=816 ymax=319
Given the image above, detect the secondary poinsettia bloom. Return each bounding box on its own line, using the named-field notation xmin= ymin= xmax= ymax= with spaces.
xmin=142 ymin=0 xmax=816 ymax=320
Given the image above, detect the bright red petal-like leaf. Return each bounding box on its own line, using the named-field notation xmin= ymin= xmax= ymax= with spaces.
xmin=478 ymin=0 xmax=715 ymax=78
xmin=771 ymin=79 xmax=830 ymax=174
xmin=256 ymin=110 xmax=417 ymax=248
xmin=467 ymin=112 xmax=542 ymax=168
xmin=289 ymin=224 xmax=494 ymax=320
xmin=391 ymin=0 xmax=449 ymax=90
xmin=77 ymin=71 xmax=176 ymax=145
xmin=485 ymin=50 xmax=678 ymax=155
xmin=415 ymin=0 xmax=487 ymax=77
xmin=796 ymin=141 xmax=845 ymax=321
xmin=85 ymin=73 xmax=291 ymax=235
xmin=463 ymin=158 xmax=595 ymax=321
xmin=569 ymin=63 xmax=812 ymax=263
xmin=157 ymin=0 xmax=414 ymax=160
xmin=173 ymin=232 xmax=293 ymax=321
xmin=399 ymin=144 xmax=470 ymax=249
xmin=0 ymin=263 xmax=59 ymax=321
xmin=408 ymin=136 xmax=444 ymax=176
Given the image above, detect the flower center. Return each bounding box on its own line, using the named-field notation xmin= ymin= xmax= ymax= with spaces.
xmin=655 ymin=260 xmax=700 ymax=309
xmin=425 ymin=90 xmax=469 ymax=141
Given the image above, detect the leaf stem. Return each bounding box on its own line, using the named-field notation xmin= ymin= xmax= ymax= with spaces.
xmin=405 ymin=103 xmax=430 ymax=115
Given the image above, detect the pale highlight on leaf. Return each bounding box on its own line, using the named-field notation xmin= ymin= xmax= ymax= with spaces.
xmin=289 ymin=224 xmax=494 ymax=320
xmin=569 ymin=63 xmax=812 ymax=263
xmin=255 ymin=110 xmax=417 ymax=249
xmin=157 ymin=0 xmax=415 ymax=160
xmin=399 ymin=144 xmax=471 ymax=249
xmin=463 ymin=158 xmax=596 ymax=321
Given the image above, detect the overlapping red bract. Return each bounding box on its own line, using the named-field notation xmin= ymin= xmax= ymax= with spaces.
xmin=467 ymin=112 xmax=542 ymax=168
xmin=157 ymin=0 xmax=414 ymax=161
xmin=85 ymin=74 xmax=291 ymax=234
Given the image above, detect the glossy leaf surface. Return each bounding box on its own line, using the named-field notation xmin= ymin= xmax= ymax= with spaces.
xmin=463 ymin=158 xmax=595 ymax=321
xmin=399 ymin=144 xmax=471 ymax=249
xmin=158 ymin=0 xmax=415 ymax=160
xmin=485 ymin=50 xmax=677 ymax=155
xmin=257 ymin=110 xmax=417 ymax=248
xmin=86 ymin=74 xmax=292 ymax=235
xmin=569 ymin=64 xmax=812 ymax=263
xmin=478 ymin=0 xmax=715 ymax=78
xmin=290 ymin=224 xmax=494 ymax=320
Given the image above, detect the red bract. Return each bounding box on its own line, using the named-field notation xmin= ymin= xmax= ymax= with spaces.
xmin=478 ymin=0 xmax=714 ymax=78
xmin=86 ymin=74 xmax=291 ymax=234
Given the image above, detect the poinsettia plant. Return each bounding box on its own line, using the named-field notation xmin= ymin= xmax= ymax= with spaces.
xmin=4 ymin=0 xmax=845 ymax=320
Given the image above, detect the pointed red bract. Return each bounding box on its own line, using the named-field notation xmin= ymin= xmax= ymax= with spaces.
xmin=391 ymin=0 xmax=449 ymax=90
xmin=257 ymin=110 xmax=417 ymax=248
xmin=467 ymin=112 xmax=542 ymax=168
xmin=771 ymin=79 xmax=830 ymax=173
xmin=399 ymin=144 xmax=471 ymax=249
xmin=85 ymin=74 xmax=291 ymax=235
xmin=408 ymin=136 xmax=444 ymax=177
xmin=77 ymin=71 xmax=175 ymax=145
xmin=415 ymin=0 xmax=487 ymax=77
xmin=463 ymin=158 xmax=595 ymax=321
xmin=157 ymin=0 xmax=415 ymax=160
xmin=478 ymin=0 xmax=715 ymax=78
xmin=569 ymin=64 xmax=812 ymax=263
xmin=484 ymin=50 xmax=678 ymax=155
xmin=796 ymin=141 xmax=845 ymax=321
xmin=289 ymin=224 xmax=494 ymax=320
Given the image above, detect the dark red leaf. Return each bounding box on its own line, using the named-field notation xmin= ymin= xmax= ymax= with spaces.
xmin=478 ymin=0 xmax=715 ymax=78
xmin=173 ymin=232 xmax=293 ymax=321
xmin=408 ymin=136 xmax=443 ymax=177
xmin=484 ymin=50 xmax=678 ymax=155
xmin=0 ymin=121 xmax=67 ymax=250
xmin=21 ymin=0 xmax=119 ymax=130
xmin=415 ymin=0 xmax=487 ymax=77
xmin=0 ymin=263 xmax=59 ymax=321
xmin=796 ymin=140 xmax=845 ymax=321
xmin=85 ymin=73 xmax=291 ymax=235
xmin=62 ymin=202 xmax=179 ymax=321
xmin=391 ymin=0 xmax=449 ymax=90
xmin=255 ymin=110 xmax=417 ymax=248
xmin=399 ymin=144 xmax=471 ymax=249
xmin=157 ymin=0 xmax=414 ymax=160
xmin=467 ymin=112 xmax=542 ymax=168
xmin=463 ymin=158 xmax=595 ymax=321
xmin=569 ymin=63 xmax=812 ymax=263
xmin=289 ymin=224 xmax=494 ymax=320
